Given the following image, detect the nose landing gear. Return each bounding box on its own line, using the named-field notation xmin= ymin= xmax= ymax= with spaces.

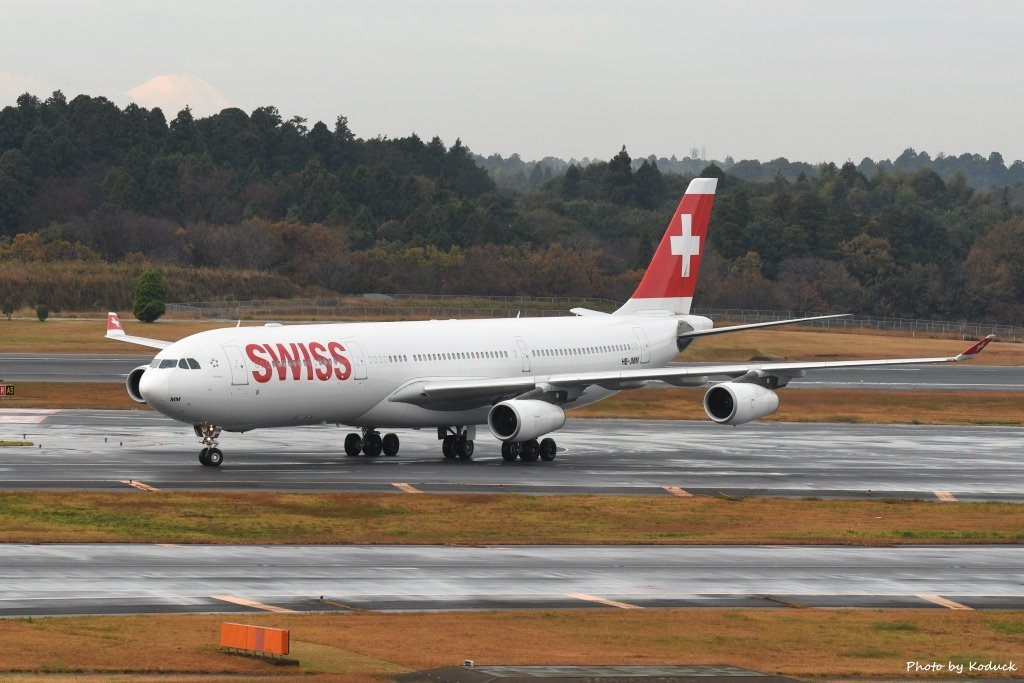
xmin=194 ymin=423 xmax=223 ymax=467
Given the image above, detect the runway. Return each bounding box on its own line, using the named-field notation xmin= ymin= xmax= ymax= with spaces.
xmin=1 ymin=354 xmax=1022 ymax=390
xmin=3 ymin=410 xmax=1023 ymax=501
xmin=0 ymin=544 xmax=1020 ymax=616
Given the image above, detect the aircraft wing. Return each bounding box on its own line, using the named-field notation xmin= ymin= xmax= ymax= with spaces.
xmin=104 ymin=312 xmax=172 ymax=350
xmin=388 ymin=336 xmax=995 ymax=410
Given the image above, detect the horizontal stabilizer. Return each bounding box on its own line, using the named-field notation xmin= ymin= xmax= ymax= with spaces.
xmin=677 ymin=314 xmax=851 ymax=339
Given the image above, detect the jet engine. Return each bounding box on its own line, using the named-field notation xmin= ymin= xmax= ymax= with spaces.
xmin=125 ymin=365 xmax=148 ymax=404
xmin=487 ymin=399 xmax=566 ymax=442
xmin=703 ymin=382 xmax=779 ymax=425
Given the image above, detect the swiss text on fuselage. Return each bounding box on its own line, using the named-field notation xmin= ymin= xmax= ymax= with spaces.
xmin=245 ymin=342 xmax=352 ymax=383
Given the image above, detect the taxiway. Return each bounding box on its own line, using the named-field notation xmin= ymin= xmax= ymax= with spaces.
xmin=2 ymin=410 xmax=1022 ymax=501
xmin=0 ymin=544 xmax=1020 ymax=616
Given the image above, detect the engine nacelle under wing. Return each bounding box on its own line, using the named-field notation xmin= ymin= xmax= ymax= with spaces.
xmin=487 ymin=399 xmax=566 ymax=442
xmin=126 ymin=365 xmax=148 ymax=404
xmin=703 ymin=382 xmax=779 ymax=425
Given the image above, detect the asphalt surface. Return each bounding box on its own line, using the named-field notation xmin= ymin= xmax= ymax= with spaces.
xmin=2 ymin=353 xmax=1022 ymax=390
xmin=3 ymin=410 xmax=1023 ymax=501
xmin=0 ymin=544 xmax=1020 ymax=616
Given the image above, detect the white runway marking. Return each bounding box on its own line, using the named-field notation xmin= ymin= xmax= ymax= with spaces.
xmin=917 ymin=594 xmax=972 ymax=610
xmin=663 ymin=486 xmax=693 ymax=497
xmin=210 ymin=595 xmax=296 ymax=613
xmin=567 ymin=592 xmax=642 ymax=609
xmin=0 ymin=409 xmax=59 ymax=424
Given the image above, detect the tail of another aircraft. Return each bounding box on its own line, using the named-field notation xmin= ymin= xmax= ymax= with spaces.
xmin=614 ymin=177 xmax=717 ymax=315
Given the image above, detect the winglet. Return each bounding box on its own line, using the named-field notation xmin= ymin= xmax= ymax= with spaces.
xmin=104 ymin=311 xmax=172 ymax=350
xmin=954 ymin=334 xmax=996 ymax=361
xmin=106 ymin=311 xmax=126 ymax=337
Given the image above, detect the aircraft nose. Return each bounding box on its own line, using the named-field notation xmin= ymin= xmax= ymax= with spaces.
xmin=138 ymin=367 xmax=169 ymax=408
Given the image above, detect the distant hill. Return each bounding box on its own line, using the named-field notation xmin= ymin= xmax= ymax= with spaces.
xmin=1 ymin=91 xmax=1022 ymax=324
xmin=474 ymin=148 xmax=1024 ymax=192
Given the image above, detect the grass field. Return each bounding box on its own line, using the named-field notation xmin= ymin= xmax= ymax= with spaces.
xmin=0 ymin=492 xmax=1020 ymax=545
xmin=0 ymin=609 xmax=1021 ymax=680
xmin=4 ymin=382 xmax=1023 ymax=426
xmin=1 ymin=316 xmax=1021 ymax=364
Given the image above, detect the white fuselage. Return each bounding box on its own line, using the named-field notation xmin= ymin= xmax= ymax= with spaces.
xmin=138 ymin=314 xmax=687 ymax=432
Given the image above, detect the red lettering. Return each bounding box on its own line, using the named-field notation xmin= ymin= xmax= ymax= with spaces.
xmin=309 ymin=342 xmax=332 ymax=381
xmin=329 ymin=341 xmax=352 ymax=381
xmin=296 ymin=343 xmax=314 ymax=380
xmin=262 ymin=344 xmax=282 ymax=380
xmin=274 ymin=343 xmax=303 ymax=381
xmin=246 ymin=344 xmax=272 ymax=383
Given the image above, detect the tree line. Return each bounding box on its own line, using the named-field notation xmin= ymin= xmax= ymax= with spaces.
xmin=0 ymin=91 xmax=1022 ymax=324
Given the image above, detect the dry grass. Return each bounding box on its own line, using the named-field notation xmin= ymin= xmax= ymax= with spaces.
xmin=0 ymin=317 xmax=222 ymax=354
xmin=1 ymin=317 xmax=1020 ymax=364
xmin=682 ymin=326 xmax=1022 ymax=366
xmin=0 ymin=610 xmax=1021 ymax=679
xmin=572 ymin=388 xmax=1024 ymax=425
xmin=3 ymin=382 xmax=1023 ymax=426
xmin=0 ymin=382 xmax=145 ymax=410
xmin=0 ymin=493 xmax=1021 ymax=545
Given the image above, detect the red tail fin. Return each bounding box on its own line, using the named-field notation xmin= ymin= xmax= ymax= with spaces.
xmin=615 ymin=178 xmax=717 ymax=315
xmin=106 ymin=311 xmax=125 ymax=336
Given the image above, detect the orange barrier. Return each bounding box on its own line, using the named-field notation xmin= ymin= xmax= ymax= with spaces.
xmin=219 ymin=622 xmax=290 ymax=656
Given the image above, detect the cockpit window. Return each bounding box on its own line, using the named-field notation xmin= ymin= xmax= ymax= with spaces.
xmin=178 ymin=359 xmax=189 ymax=369
xmin=186 ymin=358 xmax=201 ymax=369
xmin=149 ymin=359 xmax=161 ymax=368
xmin=158 ymin=359 xmax=177 ymax=369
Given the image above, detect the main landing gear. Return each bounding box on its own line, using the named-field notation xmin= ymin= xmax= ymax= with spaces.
xmin=501 ymin=437 xmax=557 ymax=463
xmin=195 ymin=422 xmax=224 ymax=467
xmin=439 ymin=426 xmax=474 ymax=460
xmin=344 ymin=427 xmax=400 ymax=457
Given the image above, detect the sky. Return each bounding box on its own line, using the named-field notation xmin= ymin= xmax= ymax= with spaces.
xmin=3 ymin=0 xmax=1023 ymax=164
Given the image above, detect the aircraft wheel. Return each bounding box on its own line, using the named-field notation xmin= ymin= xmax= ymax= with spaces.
xmin=500 ymin=442 xmax=516 ymax=462
xmin=198 ymin=447 xmax=209 ymax=465
xmin=382 ymin=433 xmax=400 ymax=457
xmin=344 ymin=433 xmax=362 ymax=456
xmin=520 ymin=440 xmax=539 ymax=462
xmin=363 ymin=433 xmax=383 ymax=457
xmin=456 ymin=439 xmax=474 ymax=459
xmin=441 ymin=435 xmax=456 ymax=459
xmin=205 ymin=448 xmax=223 ymax=467
xmin=539 ymin=438 xmax=557 ymax=462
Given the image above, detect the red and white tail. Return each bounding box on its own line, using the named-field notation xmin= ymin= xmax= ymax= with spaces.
xmin=106 ymin=311 xmax=125 ymax=337
xmin=614 ymin=177 xmax=717 ymax=315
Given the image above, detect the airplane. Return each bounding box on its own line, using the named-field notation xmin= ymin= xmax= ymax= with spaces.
xmin=106 ymin=177 xmax=995 ymax=467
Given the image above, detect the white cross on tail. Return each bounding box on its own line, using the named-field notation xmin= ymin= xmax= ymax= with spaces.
xmin=669 ymin=213 xmax=700 ymax=277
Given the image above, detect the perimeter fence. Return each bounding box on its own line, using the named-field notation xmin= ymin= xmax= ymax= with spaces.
xmin=166 ymin=295 xmax=1020 ymax=342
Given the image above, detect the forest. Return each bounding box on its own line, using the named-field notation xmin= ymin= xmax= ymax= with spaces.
xmin=1 ymin=91 xmax=1022 ymax=324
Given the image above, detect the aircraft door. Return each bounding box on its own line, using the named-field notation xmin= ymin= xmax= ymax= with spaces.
xmin=222 ymin=345 xmax=250 ymax=385
xmin=632 ymin=327 xmax=651 ymax=364
xmin=515 ymin=337 xmax=531 ymax=372
xmin=342 ymin=338 xmax=368 ymax=380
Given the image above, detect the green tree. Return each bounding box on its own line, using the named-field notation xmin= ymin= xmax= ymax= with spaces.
xmin=133 ymin=269 xmax=167 ymax=322
xmin=36 ymin=304 xmax=48 ymax=321
xmin=2 ymin=300 xmax=13 ymax=320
